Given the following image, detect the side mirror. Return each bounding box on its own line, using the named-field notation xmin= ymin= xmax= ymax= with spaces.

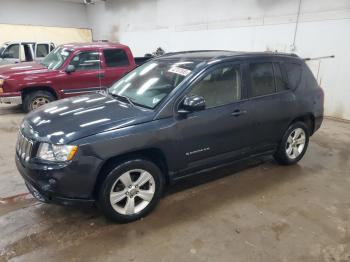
xmin=178 ymin=95 xmax=206 ymax=114
xmin=65 ymin=65 xmax=76 ymax=74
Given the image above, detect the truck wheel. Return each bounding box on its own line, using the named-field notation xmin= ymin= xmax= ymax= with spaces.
xmin=274 ymin=121 xmax=309 ymax=165
xmin=98 ymin=159 xmax=164 ymax=223
xmin=23 ymin=91 xmax=55 ymax=112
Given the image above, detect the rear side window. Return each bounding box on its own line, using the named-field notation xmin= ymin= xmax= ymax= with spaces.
xmin=36 ymin=44 xmax=49 ymax=58
xmin=249 ymin=63 xmax=275 ymax=97
xmin=103 ymin=49 xmax=130 ymax=67
xmin=285 ymin=63 xmax=302 ymax=89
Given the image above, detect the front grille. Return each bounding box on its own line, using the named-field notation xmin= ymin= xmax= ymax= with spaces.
xmin=16 ymin=132 xmax=34 ymax=162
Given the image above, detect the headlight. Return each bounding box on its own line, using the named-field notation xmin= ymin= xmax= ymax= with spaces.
xmin=0 ymin=79 xmax=4 ymax=85
xmin=37 ymin=143 xmax=78 ymax=162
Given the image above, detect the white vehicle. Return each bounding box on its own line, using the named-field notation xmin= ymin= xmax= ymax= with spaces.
xmin=0 ymin=42 xmax=55 ymax=65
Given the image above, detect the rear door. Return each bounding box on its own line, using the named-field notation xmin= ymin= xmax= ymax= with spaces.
xmin=101 ymin=48 xmax=135 ymax=87
xmin=57 ymin=50 xmax=104 ymax=97
xmin=247 ymin=59 xmax=295 ymax=148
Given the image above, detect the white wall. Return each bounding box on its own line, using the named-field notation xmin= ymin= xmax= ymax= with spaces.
xmin=87 ymin=0 xmax=350 ymax=120
xmin=0 ymin=0 xmax=89 ymax=28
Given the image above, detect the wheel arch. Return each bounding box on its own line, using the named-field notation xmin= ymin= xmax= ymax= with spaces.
xmin=290 ymin=113 xmax=315 ymax=135
xmin=21 ymin=86 xmax=58 ymax=100
xmin=93 ymin=148 xmax=170 ymax=198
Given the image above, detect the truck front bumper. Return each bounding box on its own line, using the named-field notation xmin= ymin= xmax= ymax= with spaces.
xmin=0 ymin=95 xmax=22 ymax=104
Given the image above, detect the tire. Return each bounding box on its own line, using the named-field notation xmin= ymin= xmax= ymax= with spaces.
xmin=274 ymin=121 xmax=310 ymax=165
xmin=98 ymin=159 xmax=164 ymax=223
xmin=22 ymin=90 xmax=55 ymax=113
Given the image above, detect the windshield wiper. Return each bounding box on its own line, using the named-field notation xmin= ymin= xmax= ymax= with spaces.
xmin=108 ymin=92 xmax=135 ymax=106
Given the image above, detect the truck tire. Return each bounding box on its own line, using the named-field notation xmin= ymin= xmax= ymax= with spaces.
xmin=98 ymin=159 xmax=164 ymax=223
xmin=22 ymin=90 xmax=55 ymax=112
xmin=274 ymin=121 xmax=310 ymax=165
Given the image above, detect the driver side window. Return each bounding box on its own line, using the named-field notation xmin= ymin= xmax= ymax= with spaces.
xmin=189 ymin=65 xmax=241 ymax=108
xmin=69 ymin=51 xmax=100 ymax=70
xmin=3 ymin=44 xmax=19 ymax=59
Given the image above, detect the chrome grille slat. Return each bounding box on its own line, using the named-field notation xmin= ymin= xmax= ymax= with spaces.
xmin=16 ymin=132 xmax=34 ymax=162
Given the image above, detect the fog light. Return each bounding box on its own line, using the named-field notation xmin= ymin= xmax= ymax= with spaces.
xmin=0 ymin=87 xmax=3 ymax=93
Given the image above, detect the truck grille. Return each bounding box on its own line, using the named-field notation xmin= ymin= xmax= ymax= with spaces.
xmin=16 ymin=132 xmax=34 ymax=162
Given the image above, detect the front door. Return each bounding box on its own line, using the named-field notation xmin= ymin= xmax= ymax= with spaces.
xmin=176 ymin=63 xmax=255 ymax=174
xmin=58 ymin=50 xmax=104 ymax=98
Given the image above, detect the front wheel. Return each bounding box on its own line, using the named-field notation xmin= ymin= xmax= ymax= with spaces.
xmin=274 ymin=122 xmax=310 ymax=165
xmin=98 ymin=159 xmax=164 ymax=223
xmin=22 ymin=90 xmax=55 ymax=112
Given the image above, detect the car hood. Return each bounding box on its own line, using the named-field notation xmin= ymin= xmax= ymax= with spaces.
xmin=21 ymin=93 xmax=155 ymax=144
xmin=0 ymin=62 xmax=49 ymax=77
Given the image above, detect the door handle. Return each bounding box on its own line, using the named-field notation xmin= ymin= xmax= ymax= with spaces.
xmin=97 ymin=73 xmax=105 ymax=79
xmin=231 ymin=109 xmax=247 ymax=117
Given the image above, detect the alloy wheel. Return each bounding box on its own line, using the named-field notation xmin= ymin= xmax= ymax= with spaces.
xmin=285 ymin=128 xmax=306 ymax=159
xmin=109 ymin=169 xmax=155 ymax=215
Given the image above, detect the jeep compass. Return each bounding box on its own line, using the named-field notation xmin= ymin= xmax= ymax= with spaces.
xmin=15 ymin=51 xmax=324 ymax=222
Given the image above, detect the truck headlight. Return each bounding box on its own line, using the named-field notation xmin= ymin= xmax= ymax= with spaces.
xmin=37 ymin=143 xmax=78 ymax=162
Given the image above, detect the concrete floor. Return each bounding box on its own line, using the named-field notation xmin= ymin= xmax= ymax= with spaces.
xmin=0 ymin=104 xmax=349 ymax=262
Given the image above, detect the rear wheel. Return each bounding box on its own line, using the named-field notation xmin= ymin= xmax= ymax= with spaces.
xmin=274 ymin=122 xmax=309 ymax=165
xmin=98 ymin=159 xmax=164 ymax=223
xmin=23 ymin=90 xmax=55 ymax=112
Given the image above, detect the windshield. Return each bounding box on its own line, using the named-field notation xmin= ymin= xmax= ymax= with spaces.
xmin=41 ymin=47 xmax=72 ymax=70
xmin=0 ymin=46 xmax=5 ymax=57
xmin=108 ymin=60 xmax=195 ymax=109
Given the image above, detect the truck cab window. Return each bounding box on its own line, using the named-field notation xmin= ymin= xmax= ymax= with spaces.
xmin=70 ymin=51 xmax=100 ymax=70
xmin=103 ymin=49 xmax=130 ymax=67
xmin=36 ymin=44 xmax=49 ymax=58
xmin=2 ymin=44 xmax=19 ymax=59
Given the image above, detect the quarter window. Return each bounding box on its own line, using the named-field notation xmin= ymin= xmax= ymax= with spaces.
xmin=189 ymin=65 xmax=241 ymax=108
xmin=103 ymin=49 xmax=130 ymax=67
xmin=69 ymin=51 xmax=100 ymax=70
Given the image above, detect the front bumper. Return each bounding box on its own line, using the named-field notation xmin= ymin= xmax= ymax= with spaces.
xmin=16 ymin=154 xmax=96 ymax=206
xmin=0 ymin=95 xmax=22 ymax=104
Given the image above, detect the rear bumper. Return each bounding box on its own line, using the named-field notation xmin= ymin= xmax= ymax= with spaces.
xmin=314 ymin=115 xmax=323 ymax=134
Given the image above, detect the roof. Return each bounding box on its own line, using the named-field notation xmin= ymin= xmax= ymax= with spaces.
xmin=159 ymin=50 xmax=300 ymax=63
xmin=60 ymin=42 xmax=129 ymax=51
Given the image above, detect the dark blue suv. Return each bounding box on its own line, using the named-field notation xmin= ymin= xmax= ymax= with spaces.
xmin=15 ymin=51 xmax=324 ymax=222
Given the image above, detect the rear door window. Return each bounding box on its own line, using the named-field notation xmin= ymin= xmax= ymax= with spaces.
xmin=273 ymin=63 xmax=288 ymax=91
xmin=284 ymin=63 xmax=302 ymax=89
xmin=249 ymin=62 xmax=275 ymax=97
xmin=103 ymin=49 xmax=130 ymax=67
xmin=36 ymin=44 xmax=49 ymax=58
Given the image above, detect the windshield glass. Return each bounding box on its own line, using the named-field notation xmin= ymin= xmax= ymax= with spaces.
xmin=108 ymin=59 xmax=196 ymax=109
xmin=41 ymin=47 xmax=72 ymax=70
xmin=0 ymin=46 xmax=5 ymax=57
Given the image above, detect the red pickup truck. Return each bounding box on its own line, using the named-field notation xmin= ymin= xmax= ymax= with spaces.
xmin=0 ymin=42 xmax=149 ymax=112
